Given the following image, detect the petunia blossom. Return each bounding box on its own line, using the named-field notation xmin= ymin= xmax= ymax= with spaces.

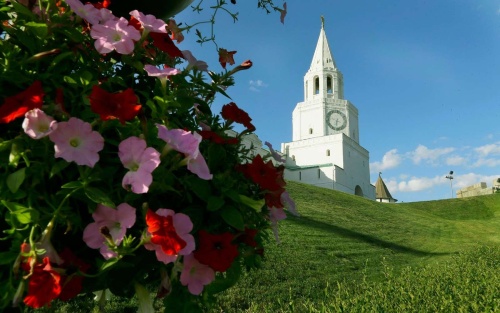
xmin=182 ymin=50 xmax=208 ymax=71
xmin=166 ymin=19 xmax=184 ymax=43
xmin=218 ymin=48 xmax=237 ymax=69
xmin=89 ymin=85 xmax=142 ymax=123
xmin=144 ymin=64 xmax=181 ymax=78
xmin=180 ymin=253 xmax=215 ymax=295
xmin=49 ymin=117 xmax=104 ymax=167
xmin=118 ymin=136 xmax=160 ymax=194
xmin=129 ymin=10 xmax=167 ymax=33
xmin=221 ymin=102 xmax=255 ymax=131
xmin=0 ymin=80 xmax=44 ymax=124
xmin=23 ymin=257 xmax=62 ymax=308
xmin=90 ymin=17 xmax=141 ymax=55
xmin=22 ymin=109 xmax=57 ymax=139
xmin=264 ymin=141 xmax=286 ymax=163
xmin=83 ymin=203 xmax=136 ymax=259
xmin=149 ymin=32 xmax=184 ymax=58
xmin=156 ymin=124 xmax=213 ymax=180
xmin=144 ymin=209 xmax=195 ymax=264
xmin=193 ymin=230 xmax=239 ymax=272
xmin=65 ymin=0 xmax=101 ymax=25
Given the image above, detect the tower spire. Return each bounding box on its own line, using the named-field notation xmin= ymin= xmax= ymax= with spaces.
xmin=309 ymin=17 xmax=336 ymax=71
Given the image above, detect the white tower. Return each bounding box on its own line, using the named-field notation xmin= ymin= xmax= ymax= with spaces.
xmin=281 ymin=18 xmax=375 ymax=199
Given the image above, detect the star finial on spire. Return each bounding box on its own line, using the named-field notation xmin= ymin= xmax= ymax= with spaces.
xmin=321 ymin=15 xmax=325 ymax=29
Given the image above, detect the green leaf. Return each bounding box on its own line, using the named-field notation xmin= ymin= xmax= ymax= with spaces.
xmin=220 ymin=206 xmax=245 ymax=230
xmin=207 ymin=196 xmax=225 ymax=212
xmin=183 ymin=176 xmax=211 ymax=200
xmin=0 ymin=140 xmax=11 ymax=152
xmin=63 ymin=75 xmax=77 ymax=85
xmin=100 ymin=258 xmax=120 ymax=271
xmin=6 ymin=168 xmax=25 ymax=194
xmin=238 ymin=194 xmax=265 ymax=211
xmin=25 ymin=22 xmax=48 ymax=38
xmin=0 ymin=252 xmax=18 ymax=265
xmin=2 ymin=201 xmax=38 ymax=224
xmin=84 ymin=187 xmax=115 ymax=208
xmin=207 ymin=144 xmax=227 ymax=170
xmin=50 ymin=160 xmax=70 ymax=178
xmin=9 ymin=141 xmax=23 ymax=167
xmin=61 ymin=181 xmax=83 ymax=189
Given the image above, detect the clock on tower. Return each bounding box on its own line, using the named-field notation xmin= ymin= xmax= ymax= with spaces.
xmin=326 ymin=109 xmax=347 ymax=131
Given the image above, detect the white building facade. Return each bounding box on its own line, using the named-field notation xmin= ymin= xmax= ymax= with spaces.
xmin=281 ymin=20 xmax=375 ymax=200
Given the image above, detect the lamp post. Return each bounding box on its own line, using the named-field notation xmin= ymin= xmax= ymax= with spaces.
xmin=445 ymin=171 xmax=454 ymax=198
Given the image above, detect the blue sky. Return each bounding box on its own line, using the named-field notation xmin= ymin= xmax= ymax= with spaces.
xmin=175 ymin=1 xmax=500 ymax=202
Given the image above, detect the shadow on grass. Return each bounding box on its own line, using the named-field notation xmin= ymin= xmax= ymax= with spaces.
xmin=287 ymin=215 xmax=452 ymax=257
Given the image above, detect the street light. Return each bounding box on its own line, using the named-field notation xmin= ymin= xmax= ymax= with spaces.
xmin=445 ymin=171 xmax=454 ymax=198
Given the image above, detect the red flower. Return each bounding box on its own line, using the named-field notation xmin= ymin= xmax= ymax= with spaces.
xmin=58 ymin=249 xmax=90 ymax=301
xmin=221 ymin=102 xmax=255 ymax=131
xmin=193 ymin=230 xmax=239 ymax=272
xmin=218 ymin=48 xmax=236 ymax=69
xmin=89 ymin=85 xmax=141 ymax=123
xmin=128 ymin=16 xmax=142 ymax=31
xmin=237 ymin=155 xmax=284 ymax=191
xmin=23 ymin=257 xmax=62 ymax=308
xmin=0 ymin=80 xmax=44 ymax=124
xmin=146 ymin=209 xmax=187 ymax=256
xmin=150 ymin=32 xmax=184 ymax=58
xmin=265 ymin=187 xmax=286 ymax=208
xmin=199 ymin=130 xmax=239 ymax=145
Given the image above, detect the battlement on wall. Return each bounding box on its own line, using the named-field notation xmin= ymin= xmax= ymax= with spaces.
xmin=457 ymin=179 xmax=500 ymax=198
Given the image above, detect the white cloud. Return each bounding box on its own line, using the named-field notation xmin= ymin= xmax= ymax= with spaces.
xmin=370 ymin=149 xmax=402 ymax=173
xmin=472 ymin=158 xmax=500 ymax=168
xmin=249 ymin=79 xmax=268 ymax=92
xmin=446 ymin=155 xmax=466 ymax=166
xmin=474 ymin=142 xmax=500 ymax=157
xmin=408 ymin=144 xmax=455 ymax=165
xmin=395 ymin=175 xmax=445 ymax=192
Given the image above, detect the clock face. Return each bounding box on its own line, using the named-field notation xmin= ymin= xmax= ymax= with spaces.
xmin=326 ymin=109 xmax=347 ymax=131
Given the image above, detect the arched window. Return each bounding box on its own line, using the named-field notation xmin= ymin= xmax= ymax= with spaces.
xmin=327 ymin=76 xmax=333 ymax=94
xmin=314 ymin=77 xmax=320 ymax=94
xmin=299 ymin=171 xmax=302 ymax=180
xmin=326 ymin=149 xmax=330 ymax=156
xmin=309 ymin=128 xmax=313 ymax=134
xmin=317 ymin=169 xmax=321 ymax=178
xmin=305 ymin=81 xmax=308 ymax=99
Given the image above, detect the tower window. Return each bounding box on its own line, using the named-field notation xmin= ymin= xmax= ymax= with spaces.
xmin=299 ymin=171 xmax=302 ymax=180
xmin=314 ymin=77 xmax=319 ymax=94
xmin=309 ymin=128 xmax=313 ymax=134
xmin=305 ymin=81 xmax=308 ymax=99
xmin=327 ymin=76 xmax=333 ymax=94
xmin=318 ymin=169 xmax=321 ymax=178
xmin=326 ymin=149 xmax=330 ymax=156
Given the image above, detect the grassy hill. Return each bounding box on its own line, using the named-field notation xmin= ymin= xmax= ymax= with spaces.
xmin=214 ymin=180 xmax=500 ymax=312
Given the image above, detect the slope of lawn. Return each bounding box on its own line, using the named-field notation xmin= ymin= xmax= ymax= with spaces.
xmin=213 ymin=181 xmax=500 ymax=312
xmin=32 ymin=180 xmax=500 ymax=312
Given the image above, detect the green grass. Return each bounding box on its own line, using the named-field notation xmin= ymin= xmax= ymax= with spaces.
xmin=212 ymin=181 xmax=500 ymax=312
xmin=29 ymin=181 xmax=500 ymax=312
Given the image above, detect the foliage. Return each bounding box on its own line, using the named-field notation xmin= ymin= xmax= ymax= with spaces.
xmin=0 ymin=0 xmax=292 ymax=311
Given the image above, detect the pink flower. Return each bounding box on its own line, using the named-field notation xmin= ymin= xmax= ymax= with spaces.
xmin=144 ymin=65 xmax=181 ymax=78
xmin=264 ymin=141 xmax=286 ymax=163
xmin=90 ymin=17 xmax=141 ymax=55
xmin=156 ymin=124 xmax=213 ymax=180
xmin=118 ymin=136 xmax=160 ymax=194
xmin=182 ymin=50 xmax=208 ymax=71
xmin=22 ymin=109 xmax=57 ymax=139
xmin=269 ymin=206 xmax=287 ymax=243
xmin=83 ymin=203 xmax=136 ymax=259
xmin=180 ymin=254 xmax=215 ymax=295
xmin=144 ymin=209 xmax=195 ymax=264
xmin=65 ymin=0 xmax=101 ymax=25
xmin=49 ymin=117 xmax=104 ymax=167
xmin=129 ymin=10 xmax=167 ymax=33
xmin=281 ymin=191 xmax=299 ymax=216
